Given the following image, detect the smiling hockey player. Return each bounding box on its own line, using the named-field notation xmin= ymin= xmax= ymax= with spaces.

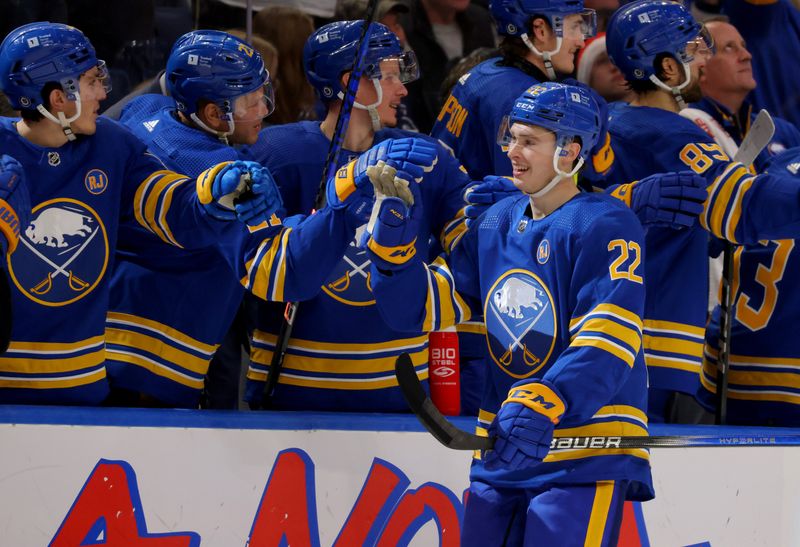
xmin=369 ymin=82 xmax=655 ymax=545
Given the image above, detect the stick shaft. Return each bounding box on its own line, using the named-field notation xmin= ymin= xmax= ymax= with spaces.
xmin=260 ymin=9 xmax=379 ymax=408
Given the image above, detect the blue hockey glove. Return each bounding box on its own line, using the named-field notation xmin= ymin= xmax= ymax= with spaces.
xmin=482 ymin=380 xmax=565 ymax=472
xmin=562 ymin=78 xmax=612 ymax=173
xmin=610 ymin=171 xmax=707 ymax=228
xmin=464 ymin=176 xmax=519 ymax=227
xmin=328 ymin=137 xmax=437 ymax=224
xmin=364 ymin=172 xmax=422 ymax=272
xmin=0 ymin=155 xmax=31 ymax=255
xmin=197 ymin=161 xmax=283 ymax=226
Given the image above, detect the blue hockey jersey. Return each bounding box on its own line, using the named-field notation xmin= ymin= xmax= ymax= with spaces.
xmin=589 ymin=102 xmax=800 ymax=402
xmin=431 ymin=57 xmax=544 ymax=181
xmin=239 ymin=121 xmax=470 ymax=411
xmin=0 ymin=116 xmax=230 ymax=404
xmin=372 ymin=193 xmax=653 ymax=499
xmin=700 ymin=146 xmax=800 ymax=425
xmin=108 ymin=95 xmax=359 ymax=407
xmin=691 ymin=96 xmax=800 ymax=171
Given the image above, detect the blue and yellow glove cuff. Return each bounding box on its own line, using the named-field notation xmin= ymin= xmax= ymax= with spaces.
xmin=367 ymin=236 xmax=417 ymax=265
xmin=504 ymin=381 xmax=566 ymax=424
xmin=333 ymin=160 xmax=358 ymax=204
xmin=197 ymin=161 xmax=234 ymax=205
xmin=609 ymin=179 xmax=639 ymax=208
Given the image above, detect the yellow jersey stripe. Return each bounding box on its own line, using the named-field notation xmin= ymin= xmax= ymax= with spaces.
xmin=643 ymin=319 xmax=705 ymax=339
xmin=0 ymin=367 xmax=106 ymax=390
xmin=106 ymin=328 xmax=212 ymax=375
xmin=249 ymin=345 xmax=428 ymax=375
xmin=251 ymin=331 xmax=428 ymax=354
xmin=0 ymin=349 xmax=105 ymax=374
xmin=585 ymin=481 xmax=615 ymax=547
xmin=572 ymin=336 xmax=636 ymax=367
xmin=708 ymin=164 xmax=749 ymax=241
xmin=107 ymin=312 xmax=216 ymax=354
xmin=573 ymin=317 xmax=642 ymax=353
xmin=570 ymin=303 xmax=643 ymax=333
xmin=107 ymin=349 xmax=204 ymax=389
xmin=3 ymin=336 xmax=104 ymax=354
xmin=643 ymin=334 xmax=703 ymax=358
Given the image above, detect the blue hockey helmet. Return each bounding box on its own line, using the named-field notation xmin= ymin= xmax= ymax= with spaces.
xmin=0 ymin=22 xmax=109 ymax=110
xmin=303 ymin=20 xmax=419 ymax=103
xmin=166 ymin=30 xmax=274 ymax=120
xmin=503 ymin=82 xmax=600 ymax=162
xmin=489 ymin=0 xmax=596 ymax=40
xmin=606 ymin=0 xmax=713 ymax=82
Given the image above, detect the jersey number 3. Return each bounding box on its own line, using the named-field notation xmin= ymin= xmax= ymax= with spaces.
xmin=608 ymin=239 xmax=643 ymax=283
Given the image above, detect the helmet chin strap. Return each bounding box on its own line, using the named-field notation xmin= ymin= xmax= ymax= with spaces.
xmin=342 ymin=79 xmax=384 ymax=132
xmin=529 ymin=145 xmax=584 ymax=198
xmin=521 ymin=34 xmax=562 ymax=81
xmin=37 ymin=93 xmax=83 ymax=142
xmin=190 ymin=112 xmax=234 ymax=145
xmin=649 ymin=62 xmax=692 ymax=111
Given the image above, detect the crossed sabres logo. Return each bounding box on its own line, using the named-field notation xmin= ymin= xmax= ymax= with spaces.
xmin=485 ymin=270 xmax=557 ymax=378
xmin=321 ymin=227 xmax=375 ymax=306
xmin=9 ymin=199 xmax=108 ymax=307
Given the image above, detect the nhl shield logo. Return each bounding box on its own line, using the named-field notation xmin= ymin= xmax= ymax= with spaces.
xmin=48 ymin=152 xmax=61 ymax=167
xmin=9 ymin=198 xmax=109 ymax=306
xmin=484 ymin=269 xmax=557 ymax=378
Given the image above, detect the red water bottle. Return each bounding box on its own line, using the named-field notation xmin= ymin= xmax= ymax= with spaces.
xmin=428 ymin=330 xmax=460 ymax=415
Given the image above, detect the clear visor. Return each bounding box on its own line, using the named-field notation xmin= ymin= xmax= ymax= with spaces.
xmin=560 ymin=10 xmax=597 ymax=40
xmin=79 ymin=60 xmax=112 ymax=101
xmin=497 ymin=117 xmax=564 ymax=153
xmin=683 ymin=25 xmax=715 ymax=62
xmin=364 ymin=50 xmax=420 ymax=85
xmin=230 ymin=81 xmax=275 ymax=122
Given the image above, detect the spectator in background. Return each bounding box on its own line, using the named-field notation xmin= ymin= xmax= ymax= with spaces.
xmin=576 ymin=33 xmax=633 ymax=103
xmin=254 ymin=5 xmax=318 ymax=124
xmin=692 ymin=19 xmax=800 ymax=171
xmin=335 ymin=0 xmax=420 ymax=131
xmin=692 ymin=0 xmax=800 ymax=128
xmin=336 ymin=0 xmax=410 ymax=47
xmin=401 ymin=0 xmax=496 ymax=132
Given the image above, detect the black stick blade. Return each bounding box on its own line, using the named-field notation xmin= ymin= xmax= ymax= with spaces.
xmin=395 ymin=353 xmax=493 ymax=451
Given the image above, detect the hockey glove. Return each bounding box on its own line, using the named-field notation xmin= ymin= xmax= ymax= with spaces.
xmin=610 ymin=171 xmax=707 ymax=228
xmin=464 ymin=176 xmax=519 ymax=227
xmin=364 ymin=171 xmax=422 ymax=272
xmin=197 ymin=161 xmax=284 ymax=226
xmin=483 ymin=380 xmax=565 ymax=472
xmin=0 ymin=155 xmax=31 ymax=256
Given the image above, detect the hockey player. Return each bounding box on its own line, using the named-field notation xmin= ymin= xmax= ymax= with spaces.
xmin=690 ymin=20 xmax=800 ymax=171
xmin=592 ymin=0 xmax=800 ymax=421
xmin=0 ymin=22 xmax=286 ymax=405
xmin=105 ymin=30 xmax=390 ymax=407
xmin=369 ymin=82 xmax=653 ymax=545
xmin=240 ymin=20 xmax=473 ymax=412
xmin=700 ymin=146 xmax=800 ymax=426
xmin=431 ymin=0 xmax=600 ymax=181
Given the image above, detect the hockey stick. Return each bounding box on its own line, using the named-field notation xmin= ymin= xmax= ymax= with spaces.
xmin=395 ymin=353 xmax=800 ymax=450
xmin=259 ymin=6 xmax=379 ymax=408
xmin=716 ymin=109 xmax=775 ymax=425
